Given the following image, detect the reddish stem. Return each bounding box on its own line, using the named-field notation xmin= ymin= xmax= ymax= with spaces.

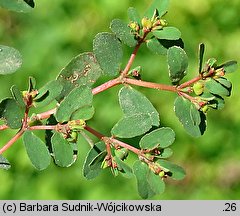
xmin=110 ymin=138 xmax=141 ymax=155
xmin=33 ymin=108 xmax=57 ymax=121
xmin=28 ymin=125 xmax=56 ymax=131
xmin=0 ymin=129 xmax=25 ymax=154
xmin=124 ymin=78 xmax=177 ymax=92
xmin=121 ymin=31 xmax=149 ymax=78
xmin=84 ymin=125 xmax=105 ymax=140
xmin=84 ymin=125 xmax=141 ymax=155
xmin=178 ymin=76 xmax=201 ymax=89
xmin=92 ymin=78 xmax=122 ymax=95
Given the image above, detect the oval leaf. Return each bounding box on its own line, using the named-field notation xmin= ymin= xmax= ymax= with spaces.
xmin=83 ymin=141 xmax=106 ymax=180
xmin=174 ymin=96 xmax=206 ymax=137
xmin=147 ymin=168 xmax=165 ymax=195
xmin=205 ymin=78 xmax=231 ymax=97
xmin=0 ymin=45 xmax=22 ymax=75
xmin=216 ymin=77 xmax=232 ymax=89
xmin=140 ymin=127 xmax=175 ymax=150
xmin=51 ymin=132 xmax=74 ymax=167
xmin=119 ymin=86 xmax=160 ymax=126
xmin=110 ymin=19 xmax=137 ymax=47
xmin=153 ymin=27 xmax=181 ymax=40
xmin=0 ymin=98 xmax=24 ymax=129
xmin=167 ymin=46 xmax=188 ymax=84
xmin=93 ymin=32 xmax=123 ymax=76
xmin=23 ymin=131 xmax=51 ymax=170
xmin=57 ymin=52 xmax=102 ymax=100
xmin=157 ymin=159 xmax=186 ymax=180
xmin=133 ymin=161 xmax=156 ymax=199
xmin=55 ymin=85 xmax=93 ymax=122
xmin=111 ymin=114 xmax=152 ymax=138
xmin=0 ymin=154 xmax=11 ymax=170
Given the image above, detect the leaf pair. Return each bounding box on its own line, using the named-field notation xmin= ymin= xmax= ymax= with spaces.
xmin=133 ymin=159 xmax=186 ymax=199
xmin=111 ymin=86 xmax=160 ymax=138
xmin=23 ymin=131 xmax=76 ymax=170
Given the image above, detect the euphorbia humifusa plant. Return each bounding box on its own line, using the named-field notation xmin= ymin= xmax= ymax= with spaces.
xmin=0 ymin=0 xmax=237 ymax=198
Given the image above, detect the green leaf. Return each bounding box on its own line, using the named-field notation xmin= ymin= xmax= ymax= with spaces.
xmin=10 ymin=85 xmax=25 ymax=108
xmin=146 ymin=38 xmax=184 ymax=56
xmin=110 ymin=19 xmax=137 ymax=47
xmin=111 ymin=114 xmax=152 ymax=138
xmin=93 ymin=32 xmax=123 ymax=76
xmin=119 ymin=86 xmax=160 ymax=126
xmin=147 ymin=167 xmax=165 ymax=195
xmin=133 ymin=161 xmax=155 ymax=199
xmin=198 ymin=43 xmax=205 ymax=73
xmin=216 ymin=77 xmax=232 ymax=89
xmin=157 ymin=159 xmax=186 ymax=180
xmin=23 ymin=131 xmax=51 ymax=170
xmin=128 ymin=7 xmax=141 ymax=25
xmin=51 ymin=132 xmax=74 ymax=167
xmin=57 ymin=52 xmax=102 ymax=100
xmin=0 ymin=0 xmax=33 ymax=12
xmin=0 ymin=154 xmax=11 ymax=170
xmin=140 ymin=127 xmax=175 ymax=150
xmin=174 ymin=96 xmax=206 ymax=137
xmin=205 ymin=78 xmax=230 ymax=97
xmin=0 ymin=45 xmax=22 ymax=75
xmin=34 ymin=80 xmax=63 ymax=107
xmin=133 ymin=160 xmax=165 ymax=199
xmin=83 ymin=141 xmax=106 ymax=180
xmin=0 ymin=98 xmax=24 ymax=129
xmin=153 ymin=27 xmax=181 ymax=40
xmin=144 ymin=0 xmax=169 ymax=18
xmin=167 ymin=46 xmax=188 ymax=84
xmin=70 ymin=105 xmax=95 ymax=121
xmin=55 ymin=85 xmax=93 ymax=122
xmin=221 ymin=60 xmax=237 ymax=73
xmin=114 ymin=156 xmax=133 ymax=178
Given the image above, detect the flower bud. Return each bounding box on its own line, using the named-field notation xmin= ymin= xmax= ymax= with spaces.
xmin=193 ymin=81 xmax=204 ymax=95
xmin=128 ymin=21 xmax=140 ymax=32
xmin=141 ymin=17 xmax=152 ymax=30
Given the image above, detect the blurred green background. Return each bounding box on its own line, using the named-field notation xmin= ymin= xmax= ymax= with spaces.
xmin=0 ymin=0 xmax=239 ymax=199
